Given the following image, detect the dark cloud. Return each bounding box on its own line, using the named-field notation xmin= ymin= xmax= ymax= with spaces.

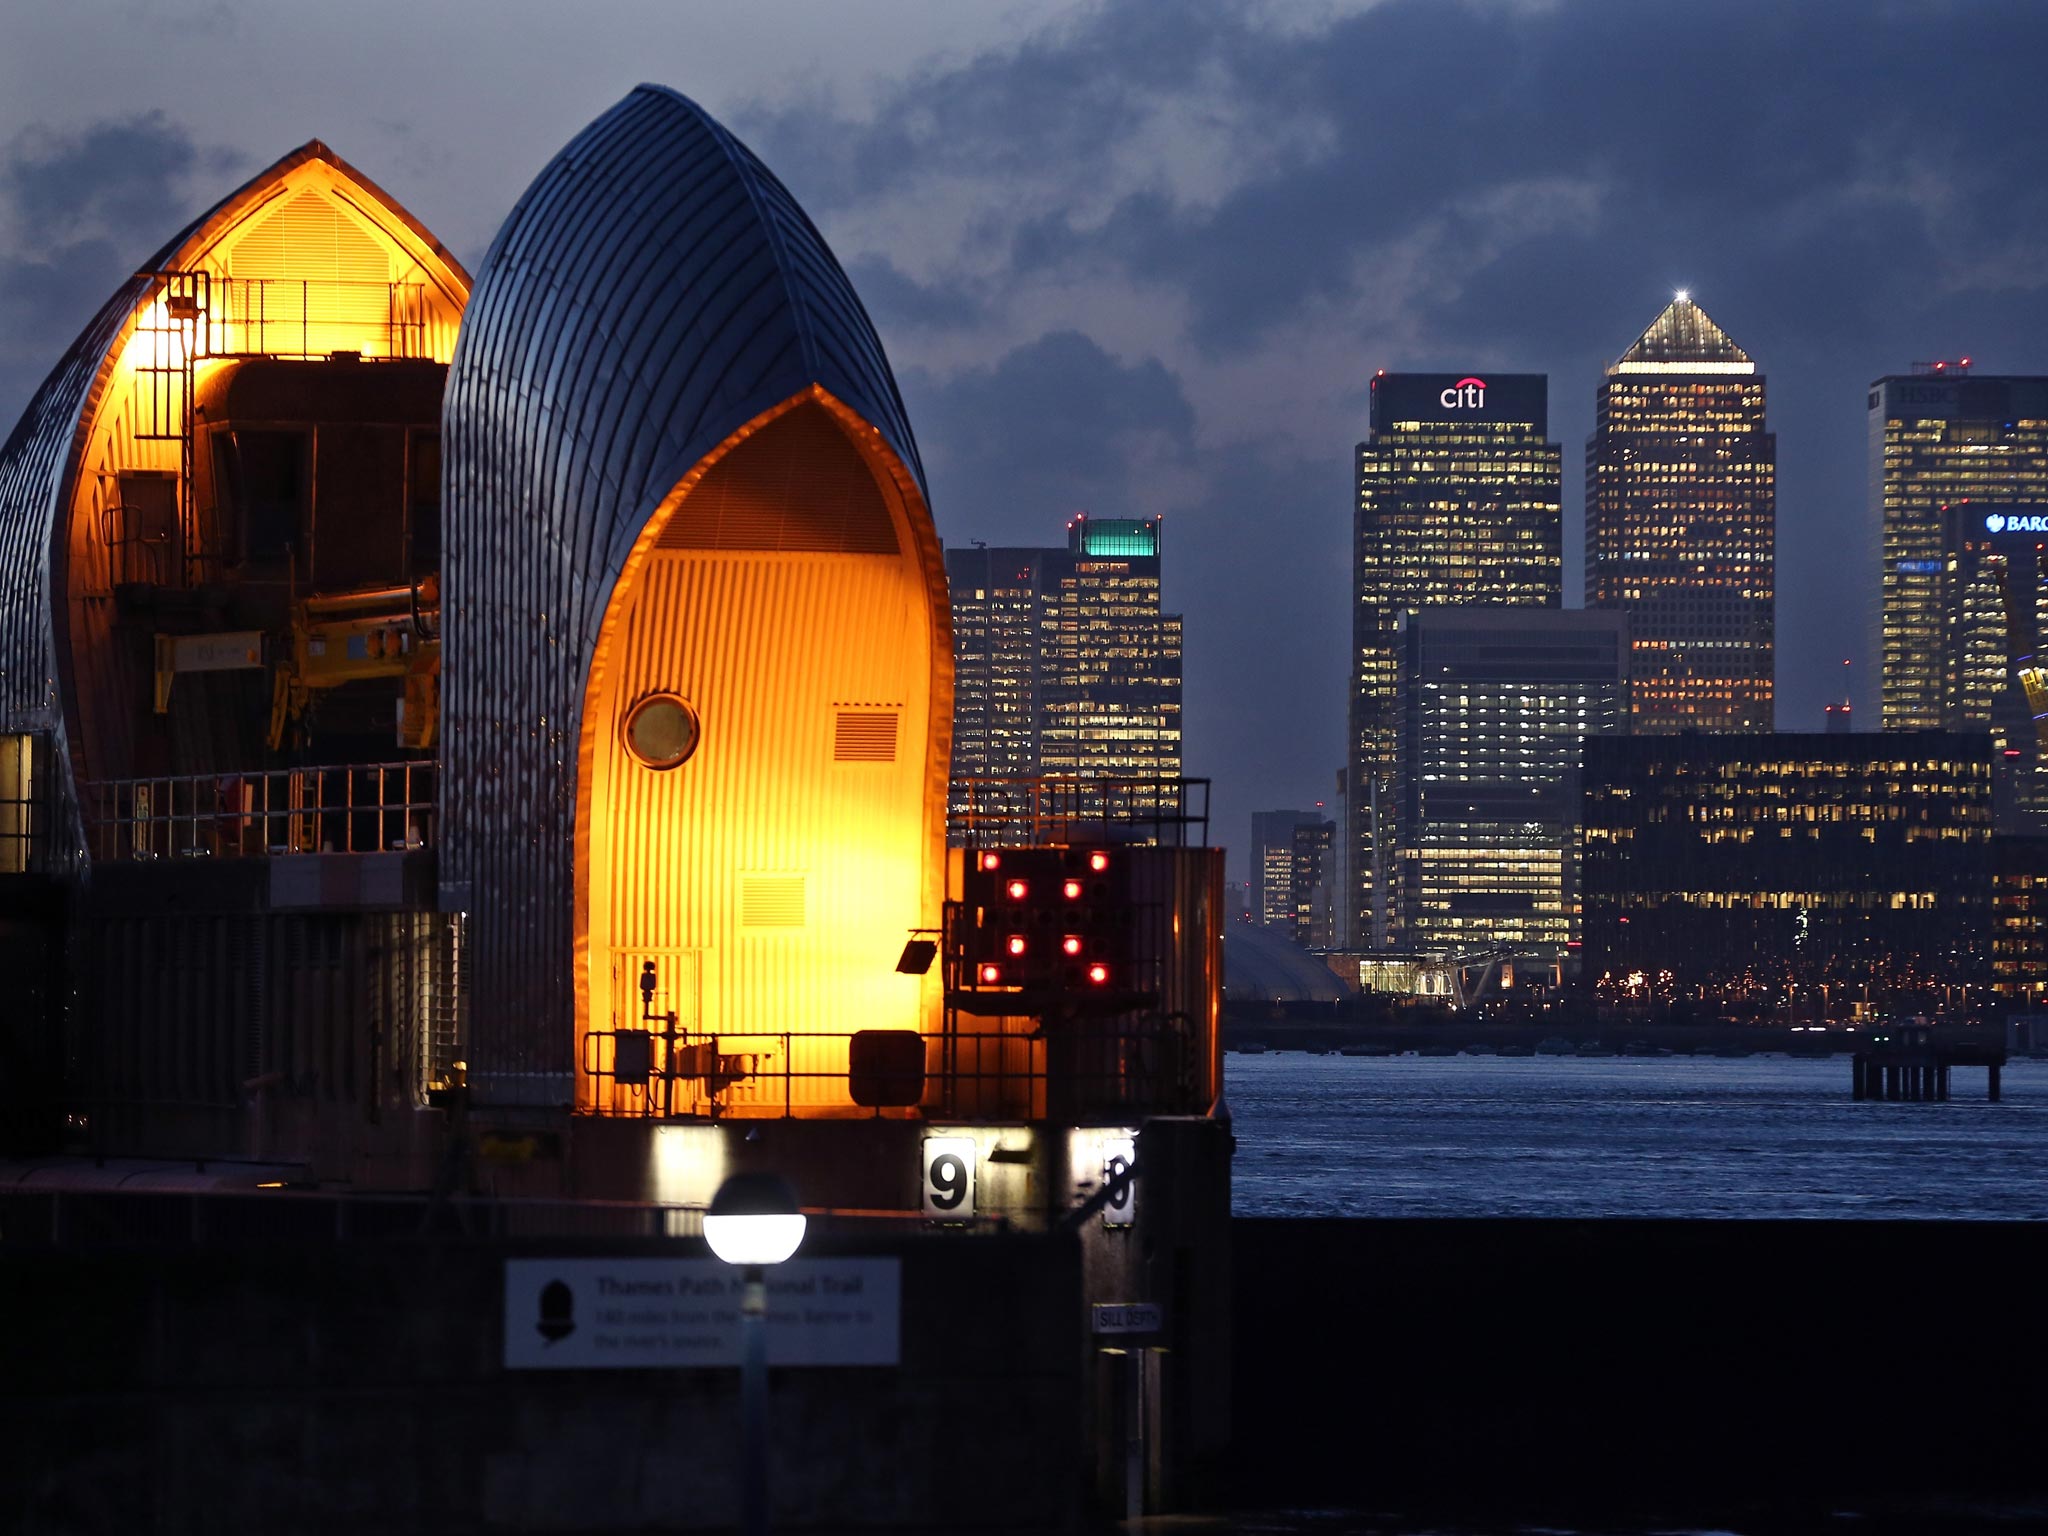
xmin=738 ymin=0 xmax=2048 ymax=865
xmin=843 ymin=256 xmax=987 ymax=333
xmin=0 ymin=113 xmax=243 ymax=438
xmin=903 ymin=329 xmax=1195 ymax=534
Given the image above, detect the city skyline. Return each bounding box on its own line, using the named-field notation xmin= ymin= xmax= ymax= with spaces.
xmin=5 ymin=2 xmax=2048 ymax=884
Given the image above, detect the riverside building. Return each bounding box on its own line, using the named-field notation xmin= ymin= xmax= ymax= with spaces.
xmin=1871 ymin=367 xmax=2048 ymax=731
xmin=1586 ymin=296 xmax=1776 ymax=733
xmin=1580 ymin=733 xmax=1994 ymax=1015
xmin=1390 ymin=608 xmax=1630 ymax=958
xmin=1249 ymin=809 xmax=1320 ymax=931
xmin=946 ymin=515 xmax=1183 ymax=835
xmin=1936 ymin=503 xmax=2048 ymax=830
xmin=1351 ymin=372 xmax=1562 ymax=946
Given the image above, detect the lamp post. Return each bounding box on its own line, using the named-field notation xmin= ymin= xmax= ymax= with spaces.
xmin=704 ymin=1171 xmax=807 ymax=1536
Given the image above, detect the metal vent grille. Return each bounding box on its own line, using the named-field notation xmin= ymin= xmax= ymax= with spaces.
xmin=230 ymin=190 xmax=390 ymax=286
xmin=833 ymin=710 xmax=899 ymax=763
xmin=741 ymin=875 xmax=806 ymax=928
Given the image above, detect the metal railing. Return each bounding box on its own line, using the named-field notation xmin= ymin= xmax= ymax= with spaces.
xmin=0 ymin=733 xmax=51 ymax=875
xmin=203 ymin=278 xmax=433 ymax=361
xmin=949 ymin=776 xmax=1209 ymax=849
xmin=80 ymin=761 xmax=434 ymax=862
xmin=580 ymin=1017 xmax=1199 ymax=1123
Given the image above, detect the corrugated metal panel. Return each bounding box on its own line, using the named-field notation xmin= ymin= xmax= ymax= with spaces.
xmin=0 ymin=141 xmax=469 ymax=865
xmin=441 ymin=87 xmax=952 ymax=1108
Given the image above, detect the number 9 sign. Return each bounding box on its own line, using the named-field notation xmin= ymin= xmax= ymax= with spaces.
xmin=922 ymin=1136 xmax=976 ymax=1219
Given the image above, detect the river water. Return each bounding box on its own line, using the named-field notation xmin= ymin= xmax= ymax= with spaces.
xmin=1226 ymin=1051 xmax=2048 ymax=1219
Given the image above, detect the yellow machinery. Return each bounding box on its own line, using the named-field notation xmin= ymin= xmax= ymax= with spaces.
xmin=268 ymin=576 xmax=441 ymax=750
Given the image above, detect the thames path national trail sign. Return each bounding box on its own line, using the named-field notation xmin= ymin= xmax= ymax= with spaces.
xmin=504 ymin=1257 xmax=901 ymax=1370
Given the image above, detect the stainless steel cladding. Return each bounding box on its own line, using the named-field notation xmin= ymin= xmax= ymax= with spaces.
xmin=441 ymin=86 xmax=935 ymax=1107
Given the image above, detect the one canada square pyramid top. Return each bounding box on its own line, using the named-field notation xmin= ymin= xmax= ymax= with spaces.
xmin=1610 ymin=295 xmax=1756 ymax=374
xmin=1587 ymin=295 xmax=1775 ymax=733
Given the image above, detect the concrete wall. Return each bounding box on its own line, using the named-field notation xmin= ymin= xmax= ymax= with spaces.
xmin=3 ymin=1229 xmax=1083 ymax=1534
xmin=1233 ymin=1218 xmax=2048 ymax=1518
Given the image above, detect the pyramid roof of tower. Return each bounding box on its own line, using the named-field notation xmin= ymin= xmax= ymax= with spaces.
xmin=1614 ymin=297 xmax=1754 ymax=372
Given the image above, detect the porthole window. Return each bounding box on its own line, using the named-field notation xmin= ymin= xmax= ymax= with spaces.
xmin=624 ymin=694 xmax=700 ymax=770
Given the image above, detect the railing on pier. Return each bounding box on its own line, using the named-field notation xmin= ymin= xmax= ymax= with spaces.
xmin=949 ymin=776 xmax=1209 ymax=849
xmin=79 ymin=761 xmax=435 ymax=862
xmin=580 ymin=1017 xmax=1199 ymax=1123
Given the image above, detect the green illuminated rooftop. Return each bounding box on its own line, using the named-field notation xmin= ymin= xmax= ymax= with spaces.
xmin=1069 ymin=516 xmax=1160 ymax=556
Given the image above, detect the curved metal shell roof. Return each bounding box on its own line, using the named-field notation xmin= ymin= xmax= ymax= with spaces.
xmin=440 ymin=85 xmax=936 ymax=1104
xmin=0 ymin=141 xmax=467 ymax=852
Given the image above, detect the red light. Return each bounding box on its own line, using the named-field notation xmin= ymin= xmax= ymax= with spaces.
xmin=1062 ymin=935 xmax=1083 ymax=956
xmin=979 ymin=963 xmax=1003 ymax=985
xmin=979 ymin=852 xmax=1001 ymax=871
xmin=1006 ymin=879 xmax=1029 ymax=901
xmin=1007 ymin=935 xmax=1028 ymax=956
xmin=1062 ymin=879 xmax=1083 ymax=900
xmin=1962 ymin=356 xmax=1972 ymax=367
xmin=1088 ymin=851 xmax=1110 ymax=872
xmin=1087 ymin=963 xmax=1110 ymax=985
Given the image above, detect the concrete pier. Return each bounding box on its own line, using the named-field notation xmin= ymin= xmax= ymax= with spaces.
xmin=1851 ymin=1023 xmax=2002 ymax=1103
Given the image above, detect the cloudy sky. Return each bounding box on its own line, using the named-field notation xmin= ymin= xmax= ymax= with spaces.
xmin=5 ymin=0 xmax=2045 ymax=879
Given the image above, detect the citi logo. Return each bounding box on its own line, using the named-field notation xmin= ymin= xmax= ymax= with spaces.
xmin=1988 ymin=514 xmax=2048 ymax=534
xmin=1440 ymin=376 xmax=1487 ymax=409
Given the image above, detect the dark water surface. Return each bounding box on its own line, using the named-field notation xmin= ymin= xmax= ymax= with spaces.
xmin=1226 ymin=1051 xmax=2048 ymax=1219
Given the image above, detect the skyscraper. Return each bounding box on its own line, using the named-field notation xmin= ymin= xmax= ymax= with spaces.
xmin=1390 ymin=608 xmax=1630 ymax=957
xmin=1869 ymin=367 xmax=2048 ymax=730
xmin=1249 ymin=809 xmax=1319 ymax=930
xmin=1935 ymin=503 xmax=2048 ymax=830
xmin=947 ymin=515 xmax=1183 ymax=833
xmin=1351 ymin=372 xmax=1562 ymax=946
xmin=1586 ymin=296 xmax=1775 ymax=733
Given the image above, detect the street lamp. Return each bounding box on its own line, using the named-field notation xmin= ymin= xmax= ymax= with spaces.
xmin=705 ymin=1172 xmax=807 ymax=1536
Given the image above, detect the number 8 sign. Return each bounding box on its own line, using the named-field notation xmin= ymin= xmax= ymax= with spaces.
xmin=1102 ymin=1136 xmax=1135 ymax=1226
xmin=921 ymin=1136 xmax=977 ymax=1219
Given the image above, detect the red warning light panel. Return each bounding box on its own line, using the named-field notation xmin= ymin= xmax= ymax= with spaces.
xmin=953 ymin=843 xmax=1142 ymax=1010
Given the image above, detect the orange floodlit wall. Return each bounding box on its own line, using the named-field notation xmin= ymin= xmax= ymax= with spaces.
xmin=56 ymin=149 xmax=468 ymax=783
xmin=575 ymin=392 xmax=950 ymax=1115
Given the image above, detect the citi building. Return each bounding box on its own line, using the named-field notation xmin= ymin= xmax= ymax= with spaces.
xmin=1351 ymin=371 xmax=1561 ymax=945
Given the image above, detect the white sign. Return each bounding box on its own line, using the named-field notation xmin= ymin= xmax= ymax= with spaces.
xmin=921 ymin=1136 xmax=976 ymax=1219
xmin=1439 ymin=376 xmax=1487 ymax=410
xmin=1092 ymin=1302 xmax=1163 ymax=1335
xmin=162 ymin=631 xmax=264 ymax=671
xmin=503 ymin=1257 xmax=900 ymax=1370
xmin=1102 ymin=1136 xmax=1136 ymax=1227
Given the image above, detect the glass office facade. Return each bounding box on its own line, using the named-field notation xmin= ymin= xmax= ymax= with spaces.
xmin=1581 ymin=733 xmax=1994 ymax=1012
xmin=1587 ymin=298 xmax=1775 ymax=734
xmin=947 ymin=516 xmax=1182 ymax=831
xmin=1352 ymin=372 xmax=1562 ymax=945
xmin=1870 ymin=372 xmax=2048 ymax=733
xmin=1392 ymin=608 xmax=1629 ymax=957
